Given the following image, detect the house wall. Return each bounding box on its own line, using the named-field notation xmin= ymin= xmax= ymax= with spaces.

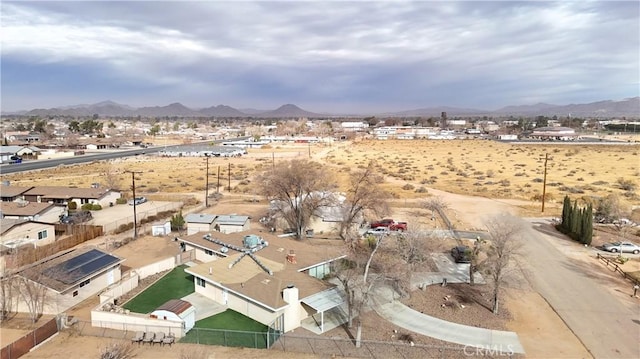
xmin=14 ymin=265 xmax=122 ymax=315
xmin=218 ymin=222 xmax=249 ymax=234
xmin=91 ymin=309 xmax=185 ymax=337
xmin=187 ymin=223 xmax=213 ymax=235
xmin=68 ymin=191 xmax=121 ymax=208
xmin=0 ymin=222 xmax=56 ymax=248
xmin=184 ymin=243 xmax=220 ymax=262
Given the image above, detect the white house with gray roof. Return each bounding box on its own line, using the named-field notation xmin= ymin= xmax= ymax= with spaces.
xmin=214 ymin=215 xmax=250 ymax=233
xmin=185 ymin=213 xmax=217 ymax=235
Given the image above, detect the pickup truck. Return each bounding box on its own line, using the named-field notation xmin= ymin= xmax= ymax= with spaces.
xmin=369 ymin=219 xmax=408 ymax=231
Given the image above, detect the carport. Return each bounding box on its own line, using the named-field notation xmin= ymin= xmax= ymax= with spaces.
xmin=300 ymin=287 xmax=346 ymax=333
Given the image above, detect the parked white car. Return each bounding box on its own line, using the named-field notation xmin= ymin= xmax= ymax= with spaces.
xmin=365 ymin=227 xmax=390 ymax=235
xmin=601 ymin=241 xmax=640 ymax=254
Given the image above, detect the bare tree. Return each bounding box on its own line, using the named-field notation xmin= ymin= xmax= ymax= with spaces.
xmin=16 ymin=274 xmax=50 ymax=323
xmin=0 ymin=272 xmax=18 ymax=320
xmin=484 ymin=214 xmax=522 ymax=314
xmin=338 ymin=162 xmax=390 ymax=243
xmin=469 ymin=235 xmax=486 ymax=285
xmin=256 ymin=159 xmax=335 ymax=239
xmin=421 ymin=196 xmax=449 ymax=224
xmin=104 ymin=164 xmax=123 ymax=191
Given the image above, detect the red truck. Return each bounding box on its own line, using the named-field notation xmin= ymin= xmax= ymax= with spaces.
xmin=370 ymin=219 xmax=408 ymax=231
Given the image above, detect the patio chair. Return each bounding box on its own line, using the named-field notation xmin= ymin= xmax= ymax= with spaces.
xmin=152 ymin=332 xmax=165 ymax=345
xmin=142 ymin=332 xmax=155 ymax=345
xmin=162 ymin=333 xmax=176 ymax=347
xmin=131 ymin=331 xmax=144 ymax=344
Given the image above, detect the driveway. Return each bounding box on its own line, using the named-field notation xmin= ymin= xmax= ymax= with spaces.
xmin=519 ymin=218 xmax=640 ymax=359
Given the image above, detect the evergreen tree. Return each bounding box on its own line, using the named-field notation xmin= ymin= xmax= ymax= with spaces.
xmin=583 ymin=204 xmax=593 ymax=245
xmin=561 ymin=195 xmax=571 ymax=232
xmin=170 ymin=210 xmax=185 ymax=232
xmin=571 ymin=202 xmax=580 ymax=240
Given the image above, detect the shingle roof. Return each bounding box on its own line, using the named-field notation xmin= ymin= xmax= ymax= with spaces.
xmin=180 ymin=231 xmax=344 ymax=310
xmin=0 ymin=218 xmax=29 ymax=235
xmin=0 ymin=185 xmax=33 ymax=198
xmin=23 ymin=186 xmax=115 ymax=199
xmin=0 ymin=202 xmax=56 ymax=216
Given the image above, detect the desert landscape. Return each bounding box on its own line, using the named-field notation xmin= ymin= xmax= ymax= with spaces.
xmin=2 ymin=137 xmax=640 ymax=359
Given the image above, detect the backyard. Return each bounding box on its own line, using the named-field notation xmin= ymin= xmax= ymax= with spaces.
xmin=122 ymin=265 xmax=194 ymax=313
xmin=180 ymin=310 xmax=272 ymax=348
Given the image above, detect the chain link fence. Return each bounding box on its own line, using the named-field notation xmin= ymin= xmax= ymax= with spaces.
xmin=71 ymin=319 xmax=468 ymax=359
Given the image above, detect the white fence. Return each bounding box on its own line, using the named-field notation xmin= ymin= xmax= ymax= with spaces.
xmin=91 ymin=310 xmax=185 ymax=338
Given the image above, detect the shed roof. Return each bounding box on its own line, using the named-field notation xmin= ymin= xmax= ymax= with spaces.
xmin=185 ymin=213 xmax=216 ymax=224
xmin=155 ymin=299 xmax=193 ymax=315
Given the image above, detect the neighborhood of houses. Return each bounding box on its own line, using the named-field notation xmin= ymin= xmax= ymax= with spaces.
xmin=0 ymin=181 xmax=366 ymax=341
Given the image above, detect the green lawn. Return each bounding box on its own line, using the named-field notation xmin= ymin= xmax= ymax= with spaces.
xmin=179 ymin=310 xmax=274 ymax=348
xmin=122 ymin=265 xmax=194 ymax=314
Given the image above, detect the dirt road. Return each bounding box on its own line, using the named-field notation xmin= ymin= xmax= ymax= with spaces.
xmin=519 ymin=218 xmax=640 ymax=358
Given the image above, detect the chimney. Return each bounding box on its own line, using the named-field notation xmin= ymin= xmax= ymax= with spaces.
xmin=282 ymin=285 xmax=298 ymax=304
xmin=209 ymin=267 xmax=212 ymax=275
xmin=286 ymin=250 xmax=297 ymax=264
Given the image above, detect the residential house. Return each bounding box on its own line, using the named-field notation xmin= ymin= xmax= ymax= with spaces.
xmin=0 ymin=145 xmax=24 ymax=164
xmin=0 ymin=219 xmax=56 ymax=249
xmin=184 ymin=213 xmax=217 ymax=235
xmin=22 ymin=186 xmax=121 ymax=208
xmin=0 ymin=201 xmax=65 ymax=223
xmin=214 ymin=215 xmax=250 ymax=234
xmin=0 ymin=184 xmax=33 ymax=202
xmin=178 ymin=231 xmax=346 ymax=333
xmin=14 ymin=247 xmax=124 ymax=314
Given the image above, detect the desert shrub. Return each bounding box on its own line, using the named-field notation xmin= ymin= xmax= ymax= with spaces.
xmin=514 ymin=172 xmax=525 ymax=177
xmin=67 ymin=201 xmax=78 ymax=210
xmin=99 ymin=341 xmax=135 ymax=359
xmin=617 ymin=178 xmax=636 ymax=191
xmin=577 ymin=177 xmax=584 ymax=182
xmin=499 ymin=179 xmax=511 ymax=187
xmin=115 ymin=223 xmax=134 ymax=234
xmin=415 ymin=187 xmax=428 ymax=193
xmin=115 ymin=198 xmax=127 ymax=205
xmin=81 ymin=203 xmax=102 ymax=211
xmin=402 ymin=183 xmax=415 ymax=191
xmin=532 ymin=178 xmax=543 ymax=183
xmin=560 ymin=186 xmax=584 ymax=194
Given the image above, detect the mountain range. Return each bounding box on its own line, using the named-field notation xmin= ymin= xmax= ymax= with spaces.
xmin=5 ymin=97 xmax=639 ymax=118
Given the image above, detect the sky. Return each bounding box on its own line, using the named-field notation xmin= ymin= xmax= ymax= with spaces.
xmin=1 ymin=1 xmax=639 ymax=114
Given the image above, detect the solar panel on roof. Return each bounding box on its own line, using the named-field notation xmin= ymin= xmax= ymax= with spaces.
xmin=43 ymin=249 xmax=120 ymax=285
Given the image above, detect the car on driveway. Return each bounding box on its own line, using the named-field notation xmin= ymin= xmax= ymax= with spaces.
xmin=128 ymin=197 xmax=147 ymax=206
xmin=601 ymin=241 xmax=640 ymax=254
xmin=366 ymin=227 xmax=390 ymax=236
xmin=451 ymin=245 xmax=472 ymax=263
xmin=60 ymin=210 xmax=93 ymax=224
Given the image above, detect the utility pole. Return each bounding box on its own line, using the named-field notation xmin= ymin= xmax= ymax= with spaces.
xmin=227 ymin=162 xmax=231 ymax=191
xmin=217 ymin=166 xmax=220 ymax=194
xmin=128 ymin=171 xmax=143 ymax=239
xmin=308 ymin=142 xmax=311 ymax=158
xmin=205 ymin=154 xmax=210 ymax=207
xmin=541 ymin=153 xmax=548 ymax=213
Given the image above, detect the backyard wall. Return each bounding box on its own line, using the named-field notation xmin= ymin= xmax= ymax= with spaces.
xmin=135 ymin=256 xmax=176 ymax=280
xmin=91 ymin=308 xmax=185 ymax=338
xmin=99 ymin=271 xmax=139 ymax=305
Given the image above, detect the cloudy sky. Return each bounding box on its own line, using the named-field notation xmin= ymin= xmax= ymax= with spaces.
xmin=2 ymin=1 xmax=639 ymax=113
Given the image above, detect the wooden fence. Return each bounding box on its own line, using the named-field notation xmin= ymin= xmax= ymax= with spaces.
xmin=596 ymin=253 xmax=640 ymax=286
xmin=2 ymin=225 xmax=103 ymax=269
xmin=0 ymin=317 xmax=59 ymax=359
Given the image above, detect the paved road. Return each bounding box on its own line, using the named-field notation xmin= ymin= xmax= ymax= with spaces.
xmin=519 ymin=218 xmax=640 ymax=359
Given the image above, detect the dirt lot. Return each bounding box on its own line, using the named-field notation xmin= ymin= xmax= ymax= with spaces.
xmin=2 ymin=138 xmax=640 ymax=358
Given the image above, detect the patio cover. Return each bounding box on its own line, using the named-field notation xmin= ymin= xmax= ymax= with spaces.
xmin=301 ymin=287 xmax=346 ymax=333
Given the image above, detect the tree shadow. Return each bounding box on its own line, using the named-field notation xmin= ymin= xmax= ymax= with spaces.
xmin=531 ymin=223 xmax=573 ymax=241
xmin=447 ymin=283 xmax=493 ymax=312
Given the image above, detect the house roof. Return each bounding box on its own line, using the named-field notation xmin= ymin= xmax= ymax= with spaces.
xmin=155 ymin=299 xmax=193 ymax=315
xmin=180 ymin=231 xmax=343 ymax=311
xmin=0 ymin=218 xmax=29 ymax=235
xmin=23 ymin=186 xmax=116 ymax=200
xmin=215 ymin=215 xmax=249 ymax=226
xmin=185 ymin=213 xmax=216 ymax=224
xmin=0 ymin=146 xmax=25 ymax=155
xmin=18 ymin=246 xmax=124 ymax=293
xmin=0 ymin=201 xmax=56 ymax=216
xmin=0 ymin=185 xmax=34 ymax=198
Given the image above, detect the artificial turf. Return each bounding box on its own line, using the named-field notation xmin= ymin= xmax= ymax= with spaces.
xmin=122 ymin=265 xmax=194 ymax=314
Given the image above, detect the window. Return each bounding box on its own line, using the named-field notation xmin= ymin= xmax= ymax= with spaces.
xmin=196 ymin=278 xmax=206 ymax=287
xmin=79 ymin=279 xmax=90 ymax=288
xmin=72 ymin=291 xmax=78 ymax=297
xmin=204 ymin=249 xmax=213 ymax=256
xmin=38 ymin=230 xmax=48 ymax=240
